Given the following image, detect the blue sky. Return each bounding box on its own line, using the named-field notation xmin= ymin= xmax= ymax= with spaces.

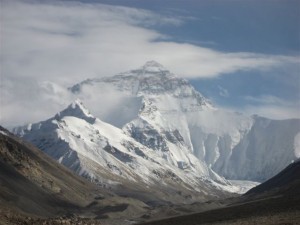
xmin=0 ymin=0 xmax=299 ymax=126
xmin=89 ymin=0 xmax=300 ymax=113
xmin=83 ymin=0 xmax=299 ymax=53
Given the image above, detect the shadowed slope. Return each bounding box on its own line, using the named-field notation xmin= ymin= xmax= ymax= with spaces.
xmin=0 ymin=126 xmax=154 ymax=225
xmin=138 ymin=160 xmax=300 ymax=225
xmin=246 ymin=159 xmax=300 ymax=196
xmin=0 ymin=126 xmax=102 ymax=217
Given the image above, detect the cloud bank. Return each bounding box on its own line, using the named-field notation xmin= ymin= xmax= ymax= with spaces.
xmin=2 ymin=0 xmax=298 ymax=82
xmin=0 ymin=0 xmax=299 ymax=126
xmin=241 ymin=95 xmax=300 ymax=120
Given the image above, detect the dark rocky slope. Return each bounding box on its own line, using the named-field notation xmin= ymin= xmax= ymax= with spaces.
xmin=0 ymin=127 xmax=149 ymax=225
xmin=246 ymin=159 xmax=300 ymax=196
xmin=139 ymin=159 xmax=300 ymax=225
xmin=0 ymin=127 xmax=100 ymax=216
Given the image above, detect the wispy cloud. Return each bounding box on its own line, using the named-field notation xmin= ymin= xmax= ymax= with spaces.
xmin=240 ymin=95 xmax=300 ymax=120
xmin=218 ymin=85 xmax=229 ymax=97
xmin=242 ymin=105 xmax=299 ymax=120
xmin=243 ymin=95 xmax=290 ymax=105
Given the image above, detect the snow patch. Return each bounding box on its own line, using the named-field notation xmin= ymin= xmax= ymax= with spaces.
xmin=294 ymin=133 xmax=300 ymax=158
xmin=228 ymin=180 xmax=260 ymax=194
xmin=0 ymin=130 xmax=8 ymax=136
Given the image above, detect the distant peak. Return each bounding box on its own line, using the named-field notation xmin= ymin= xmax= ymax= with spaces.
xmin=140 ymin=60 xmax=169 ymax=73
xmin=55 ymin=99 xmax=96 ymax=124
xmin=143 ymin=60 xmax=164 ymax=68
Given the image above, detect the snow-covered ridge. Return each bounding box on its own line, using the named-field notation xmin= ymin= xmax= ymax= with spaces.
xmin=55 ymin=99 xmax=95 ymax=124
xmin=14 ymin=99 xmax=242 ymax=202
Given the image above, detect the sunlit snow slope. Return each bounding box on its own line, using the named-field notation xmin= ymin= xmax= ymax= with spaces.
xmin=14 ymin=99 xmax=237 ymax=203
xmin=69 ymin=61 xmax=300 ymax=182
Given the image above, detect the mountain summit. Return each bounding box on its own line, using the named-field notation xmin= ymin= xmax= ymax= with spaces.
xmin=70 ymin=61 xmax=212 ymax=108
xmin=139 ymin=60 xmax=169 ymax=73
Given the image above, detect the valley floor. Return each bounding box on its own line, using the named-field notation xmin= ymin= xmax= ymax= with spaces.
xmin=2 ymin=194 xmax=299 ymax=225
xmin=139 ymin=194 xmax=300 ymax=225
xmin=199 ymin=211 xmax=300 ymax=225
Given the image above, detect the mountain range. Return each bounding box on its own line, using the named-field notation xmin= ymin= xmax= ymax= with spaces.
xmin=1 ymin=126 xmax=299 ymax=225
xmin=2 ymin=61 xmax=300 ymax=224
xmin=0 ymin=126 xmax=151 ymax=225
xmin=13 ymin=61 xmax=299 ymax=199
xmin=140 ymin=159 xmax=300 ymax=225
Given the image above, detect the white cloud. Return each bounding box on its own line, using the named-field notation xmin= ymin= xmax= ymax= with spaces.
xmin=75 ymin=84 xmax=143 ymax=128
xmin=1 ymin=0 xmax=298 ymax=82
xmin=218 ymin=85 xmax=229 ymax=97
xmin=239 ymin=95 xmax=300 ymax=120
xmin=244 ymin=105 xmax=299 ymax=120
xmin=244 ymin=95 xmax=283 ymax=104
xmin=0 ymin=0 xmax=299 ymax=126
xmin=0 ymin=80 xmax=73 ymax=127
xmin=221 ymin=104 xmax=299 ymax=121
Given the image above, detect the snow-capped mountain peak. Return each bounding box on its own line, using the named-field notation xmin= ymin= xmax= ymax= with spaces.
xmin=55 ymin=99 xmax=95 ymax=124
xmin=140 ymin=60 xmax=169 ymax=73
xmin=120 ymin=60 xmax=172 ymax=79
xmin=66 ymin=62 xmax=300 ymax=183
xmin=12 ymin=61 xmax=300 ymax=202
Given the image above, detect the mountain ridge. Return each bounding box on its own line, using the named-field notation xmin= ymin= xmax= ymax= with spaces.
xmin=13 ymin=61 xmax=300 ymax=197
